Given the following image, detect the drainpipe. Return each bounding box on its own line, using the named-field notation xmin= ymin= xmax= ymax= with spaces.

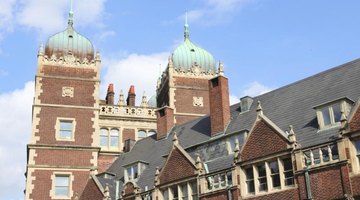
xmin=304 ymin=164 xmax=313 ymax=200
xmin=227 ymin=186 xmax=232 ymax=200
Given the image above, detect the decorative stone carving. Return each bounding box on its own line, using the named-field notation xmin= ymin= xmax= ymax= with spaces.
xmin=62 ymin=87 xmax=74 ymax=97
xmin=41 ymin=53 xmax=96 ymax=68
xmin=193 ymin=96 xmax=204 ymax=107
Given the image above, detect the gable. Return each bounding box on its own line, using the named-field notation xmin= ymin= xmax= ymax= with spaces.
xmin=123 ymin=182 xmax=135 ymax=196
xmin=159 ymin=146 xmax=196 ymax=185
xmin=241 ymin=119 xmax=289 ymax=161
xmin=79 ymin=178 xmax=104 ymax=200
xmin=349 ymin=101 xmax=360 ymax=132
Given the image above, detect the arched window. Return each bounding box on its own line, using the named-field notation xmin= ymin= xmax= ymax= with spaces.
xmin=110 ymin=129 xmax=119 ymax=147
xmin=148 ymin=130 xmax=156 ymax=136
xmin=138 ymin=130 xmax=147 ymax=139
xmin=100 ymin=128 xmax=108 ymax=147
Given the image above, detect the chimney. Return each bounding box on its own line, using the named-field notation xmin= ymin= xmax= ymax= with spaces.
xmin=156 ymin=106 xmax=174 ymax=140
xmin=209 ymin=75 xmax=230 ymax=136
xmin=106 ymin=84 xmax=115 ymax=105
xmin=127 ymin=85 xmax=136 ymax=106
xmin=123 ymin=139 xmax=136 ymax=152
xmin=240 ymin=96 xmax=253 ymax=112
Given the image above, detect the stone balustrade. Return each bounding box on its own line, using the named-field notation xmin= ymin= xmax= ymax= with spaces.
xmin=100 ymin=105 xmax=157 ymax=119
xmin=204 ymin=171 xmax=232 ymax=193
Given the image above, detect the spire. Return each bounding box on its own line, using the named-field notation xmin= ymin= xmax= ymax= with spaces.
xmin=184 ymin=12 xmax=189 ymax=40
xmin=68 ymin=0 xmax=74 ymax=27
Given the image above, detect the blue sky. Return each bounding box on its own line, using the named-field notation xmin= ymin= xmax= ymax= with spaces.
xmin=1 ymin=0 xmax=360 ymax=199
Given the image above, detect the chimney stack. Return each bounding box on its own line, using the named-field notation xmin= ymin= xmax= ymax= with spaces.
xmin=156 ymin=106 xmax=174 ymax=140
xmin=209 ymin=75 xmax=230 ymax=136
xmin=106 ymin=84 xmax=115 ymax=105
xmin=127 ymin=85 xmax=136 ymax=106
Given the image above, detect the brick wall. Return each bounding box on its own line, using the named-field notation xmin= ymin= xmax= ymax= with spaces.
xmin=97 ymin=155 xmax=117 ymax=173
xmin=29 ymin=170 xmax=90 ymax=200
xmin=200 ymin=189 xmax=239 ymax=200
xmin=159 ymin=147 xmax=196 ymax=185
xmin=39 ymin=77 xmax=96 ymax=107
xmin=350 ymin=105 xmax=360 ymax=131
xmin=124 ymin=182 xmax=135 ymax=195
xmin=241 ymin=119 xmax=288 ymax=161
xmin=34 ymin=149 xmax=93 ymax=167
xmin=123 ymin=128 xmax=135 ymax=142
xmin=42 ymin=65 xmax=97 ymax=79
xmin=297 ymin=165 xmax=351 ymax=200
xmin=79 ymin=178 xmax=104 ymax=200
xmin=245 ymin=188 xmax=299 ymax=200
xmin=157 ymin=79 xmax=169 ymax=108
xmin=351 ymin=174 xmax=360 ymax=197
xmin=36 ymin=107 xmax=95 ymax=145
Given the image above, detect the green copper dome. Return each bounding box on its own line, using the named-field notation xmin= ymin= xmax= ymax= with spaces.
xmin=171 ymin=21 xmax=216 ymax=72
xmin=45 ymin=11 xmax=94 ymax=61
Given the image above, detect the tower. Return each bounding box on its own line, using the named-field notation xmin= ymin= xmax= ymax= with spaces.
xmin=156 ymin=17 xmax=223 ymax=125
xmin=25 ymin=7 xmax=101 ymax=199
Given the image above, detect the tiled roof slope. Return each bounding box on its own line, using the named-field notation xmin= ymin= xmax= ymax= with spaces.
xmin=101 ymin=58 xmax=360 ymax=199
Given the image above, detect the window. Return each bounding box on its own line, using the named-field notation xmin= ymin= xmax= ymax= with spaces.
xmin=99 ymin=128 xmax=119 ymax=149
xmin=126 ymin=165 xmax=138 ymax=181
xmin=257 ymin=163 xmax=267 ymax=192
xmin=110 ymin=129 xmax=119 ymax=147
xmin=59 ymin=121 xmax=73 ymax=139
xmin=100 ymin=128 xmax=108 ymax=147
xmin=245 ymin=168 xmax=255 ymax=194
xmin=56 ymin=118 xmax=75 ymax=141
xmin=148 ymin=130 xmax=156 ymax=136
xmin=55 ymin=175 xmax=70 ymax=196
xmin=316 ymin=99 xmax=352 ymax=129
xmin=138 ymin=130 xmax=147 ymax=139
xmin=269 ymin=161 xmax=280 ymax=188
xmin=243 ymin=157 xmax=294 ymax=196
xmin=181 ymin=184 xmax=188 ymax=200
xmin=190 ymin=182 xmax=198 ymax=200
xmin=282 ymin=158 xmax=294 ymax=186
xmin=161 ymin=181 xmax=197 ymax=200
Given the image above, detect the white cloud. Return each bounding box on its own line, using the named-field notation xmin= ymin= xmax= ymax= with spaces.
xmin=185 ymin=0 xmax=254 ymax=25
xmin=16 ymin=0 xmax=107 ymax=35
xmin=0 ymin=0 xmax=16 ymax=38
xmin=229 ymin=94 xmax=239 ymax=105
xmin=101 ymin=52 xmax=169 ymax=105
xmin=0 ymin=81 xmax=34 ymax=200
xmin=241 ymin=81 xmax=273 ymax=97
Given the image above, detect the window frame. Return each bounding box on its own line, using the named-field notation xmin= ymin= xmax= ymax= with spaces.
xmin=242 ymin=157 xmax=295 ymax=197
xmin=99 ymin=127 xmax=120 ymax=150
xmin=51 ymin=172 xmax=73 ymax=199
xmin=55 ymin=118 xmax=76 ymax=141
xmin=315 ymin=100 xmax=352 ymax=130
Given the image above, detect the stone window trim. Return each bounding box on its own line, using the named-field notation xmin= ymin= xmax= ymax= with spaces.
xmin=100 ymin=127 xmax=120 ymax=150
xmin=136 ymin=129 xmax=157 ymax=140
xmin=124 ymin=162 xmax=148 ymax=182
xmin=241 ymin=157 xmax=295 ymax=197
xmin=55 ymin=118 xmax=76 ymax=141
xmin=314 ymin=98 xmax=353 ymax=130
xmin=350 ymin=138 xmax=360 ymax=173
xmin=50 ymin=172 xmax=74 ymax=199
xmin=160 ymin=180 xmax=198 ymax=200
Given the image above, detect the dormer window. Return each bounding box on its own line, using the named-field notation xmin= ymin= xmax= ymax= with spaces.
xmin=315 ymin=98 xmax=353 ymax=130
xmin=124 ymin=161 xmax=148 ymax=182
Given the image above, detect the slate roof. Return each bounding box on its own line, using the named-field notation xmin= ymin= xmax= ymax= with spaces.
xmin=98 ymin=58 xmax=360 ymax=199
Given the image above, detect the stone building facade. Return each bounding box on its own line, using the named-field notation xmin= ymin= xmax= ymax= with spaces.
xmin=25 ymin=7 xmax=360 ymax=200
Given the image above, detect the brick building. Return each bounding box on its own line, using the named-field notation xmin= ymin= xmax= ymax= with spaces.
xmin=25 ymin=7 xmax=360 ymax=200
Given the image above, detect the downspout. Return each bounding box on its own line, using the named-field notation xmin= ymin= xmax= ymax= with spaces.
xmin=304 ymin=165 xmax=313 ymax=200
xmin=115 ymin=180 xmax=119 ymax=200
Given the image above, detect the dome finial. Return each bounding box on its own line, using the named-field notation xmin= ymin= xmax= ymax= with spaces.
xmin=68 ymin=0 xmax=74 ymax=27
xmin=184 ymin=12 xmax=189 ymax=40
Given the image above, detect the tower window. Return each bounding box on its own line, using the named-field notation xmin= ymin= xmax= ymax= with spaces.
xmin=55 ymin=175 xmax=70 ymax=196
xmin=56 ymin=118 xmax=76 ymax=141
